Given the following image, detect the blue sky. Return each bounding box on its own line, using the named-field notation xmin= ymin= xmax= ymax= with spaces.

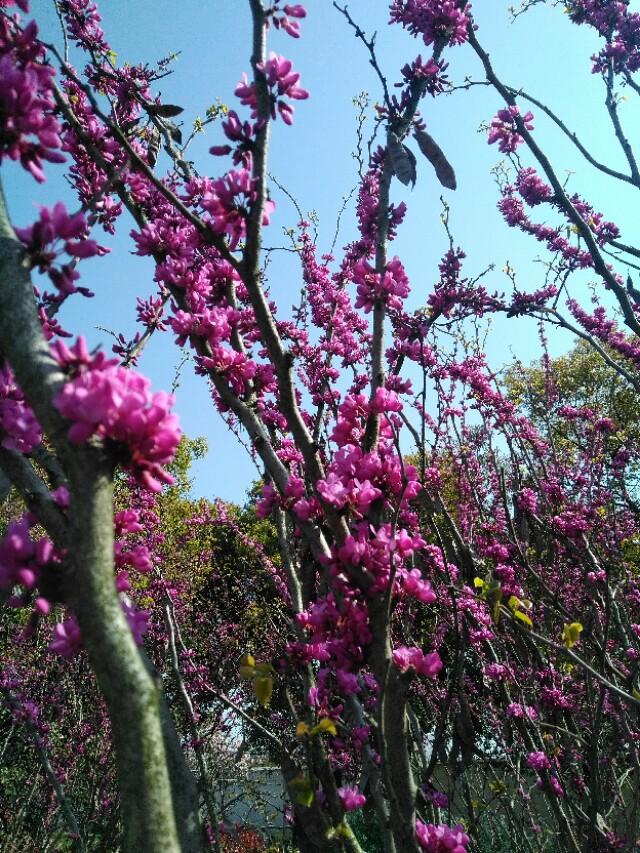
xmin=5 ymin=0 xmax=640 ymax=502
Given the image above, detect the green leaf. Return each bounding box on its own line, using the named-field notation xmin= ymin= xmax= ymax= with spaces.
xmin=289 ymin=775 xmax=314 ymax=808
xmin=253 ymin=675 xmax=273 ymax=707
xmin=562 ymin=622 xmax=583 ymax=648
xmin=311 ymin=718 xmax=337 ymax=737
xmin=513 ymin=609 xmax=533 ymax=628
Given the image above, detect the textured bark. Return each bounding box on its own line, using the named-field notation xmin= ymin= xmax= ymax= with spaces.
xmin=0 ymin=179 xmax=203 ymax=853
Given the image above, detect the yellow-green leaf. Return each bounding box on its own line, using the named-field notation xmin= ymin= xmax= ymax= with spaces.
xmin=491 ymin=597 xmax=502 ymax=625
xmin=253 ymin=675 xmax=273 ymax=707
xmin=238 ymin=653 xmax=256 ymax=680
xmin=513 ymin=609 xmax=533 ymax=627
xmin=289 ymin=775 xmax=314 ymax=808
xmin=327 ymin=822 xmax=352 ymax=840
xmin=562 ymin=622 xmax=583 ymax=648
xmin=312 ymin=718 xmax=337 ymax=737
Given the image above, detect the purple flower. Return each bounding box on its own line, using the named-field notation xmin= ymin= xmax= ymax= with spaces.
xmin=416 ymin=820 xmax=470 ymax=852
xmin=52 ymin=337 xmax=181 ymax=492
xmin=235 ymin=53 xmax=309 ymax=125
xmin=393 ymin=645 xmax=442 ymax=677
xmin=0 ymin=20 xmax=65 ymax=182
xmin=337 ymin=786 xmax=366 ymax=812
xmin=390 ymin=0 xmax=471 ymax=48
xmin=488 ymin=106 xmax=534 ymax=154
xmin=527 ymin=750 xmax=551 ymax=771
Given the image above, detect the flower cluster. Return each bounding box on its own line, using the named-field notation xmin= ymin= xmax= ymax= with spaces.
xmin=398 ymin=54 xmax=448 ymax=95
xmin=566 ymin=0 xmax=640 ymax=73
xmin=49 ymin=600 xmax=150 ymax=658
xmin=353 ymin=257 xmax=410 ymax=313
xmin=488 ymin=106 xmax=534 ymax=154
xmin=0 ymin=517 xmax=57 ymax=594
xmin=337 ymin=786 xmax=367 ymax=812
xmin=392 ymin=645 xmax=442 ymax=677
xmin=267 ymin=3 xmax=307 ymax=39
xmin=515 ymin=167 xmax=553 ymax=207
xmin=199 ymin=169 xmax=276 ymax=248
xmin=52 ymin=337 xmax=181 ymax=492
xmin=416 ymin=821 xmax=470 ymax=852
xmin=0 ymin=8 xmax=65 ymax=181
xmin=389 ymin=0 xmax=471 ymax=48
xmin=0 ymin=362 xmax=42 ymax=453
xmin=57 ymin=0 xmax=109 ymax=54
xmin=235 ymin=52 xmax=309 ymax=125
xmin=15 ymin=203 xmax=106 ymax=296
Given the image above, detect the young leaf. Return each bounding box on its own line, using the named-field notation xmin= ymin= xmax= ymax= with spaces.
xmin=238 ymin=653 xmax=256 ymax=680
xmin=414 ymin=129 xmax=457 ymax=190
xmin=312 ymin=717 xmax=337 ymax=736
xmin=562 ymin=622 xmax=583 ymax=648
xmin=513 ymin=609 xmax=533 ymax=628
xmin=253 ymin=674 xmax=273 ymax=707
xmin=289 ymin=775 xmax=314 ymax=808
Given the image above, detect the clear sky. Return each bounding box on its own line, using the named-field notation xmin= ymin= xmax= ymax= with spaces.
xmin=6 ymin=0 xmax=640 ymax=502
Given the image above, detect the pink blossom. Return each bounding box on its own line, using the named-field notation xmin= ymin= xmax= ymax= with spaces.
xmin=200 ymin=169 xmax=275 ymax=249
xmin=488 ymin=106 xmax=534 ymax=154
xmin=15 ymin=203 xmax=106 ymax=295
xmin=416 ymin=820 xmax=469 ymax=852
xmin=53 ymin=338 xmax=180 ymax=492
xmin=0 ymin=20 xmax=65 ymax=182
xmin=48 ymin=617 xmax=83 ymax=658
xmin=527 ymin=750 xmax=551 ymax=771
xmin=402 ymin=568 xmax=436 ymax=603
xmin=392 ymin=645 xmax=442 ymax=677
xmin=0 ymin=517 xmax=56 ymax=591
xmin=390 ymin=0 xmax=471 ymax=48
xmin=236 ymin=53 xmax=308 ymax=124
xmin=337 ymin=786 xmax=366 ymax=812
xmin=0 ymin=363 xmax=42 ymax=452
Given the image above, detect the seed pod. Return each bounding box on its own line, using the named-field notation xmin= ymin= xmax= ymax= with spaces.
xmin=388 ymin=131 xmax=417 ymax=188
xmin=145 ymin=103 xmax=184 ymax=118
xmin=147 ymin=128 xmax=161 ymax=167
xmin=415 ymin=129 xmax=457 ymax=190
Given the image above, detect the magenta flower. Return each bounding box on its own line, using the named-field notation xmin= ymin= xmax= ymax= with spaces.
xmin=527 ymin=750 xmax=551 ymax=771
xmin=201 ymin=168 xmax=275 ymax=249
xmin=488 ymin=106 xmax=534 ymax=154
xmin=389 ymin=0 xmax=471 ymax=48
xmin=516 ymin=167 xmax=552 ymax=206
xmin=48 ymin=617 xmax=83 ymax=658
xmin=53 ymin=337 xmax=181 ymax=493
xmin=0 ymin=363 xmax=42 ymax=453
xmin=353 ymin=256 xmax=410 ymax=312
xmin=416 ymin=820 xmax=469 ymax=852
xmin=393 ymin=645 xmax=442 ymax=677
xmin=0 ymin=19 xmax=65 ymax=182
xmin=0 ymin=518 xmax=55 ymax=591
xmin=236 ymin=53 xmax=308 ymax=125
xmin=15 ymin=203 xmax=106 ymax=295
xmin=270 ymin=3 xmax=307 ymax=38
xmin=337 ymin=786 xmax=366 ymax=812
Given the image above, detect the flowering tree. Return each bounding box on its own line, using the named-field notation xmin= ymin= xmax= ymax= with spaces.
xmin=2 ymin=1 xmax=640 ymax=852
